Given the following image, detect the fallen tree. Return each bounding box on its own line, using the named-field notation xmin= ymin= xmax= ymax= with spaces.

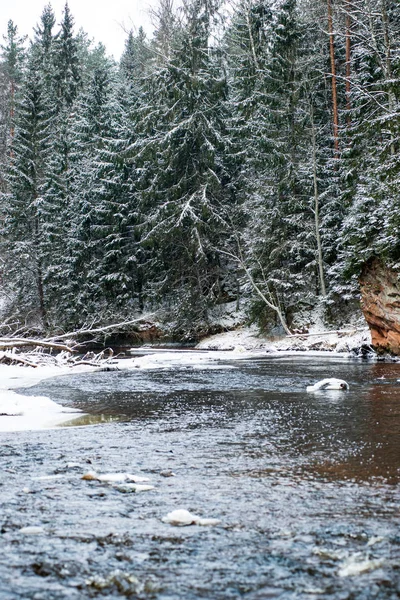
xmin=0 ymin=315 xmax=156 ymax=368
xmin=0 ymin=338 xmax=74 ymax=352
xmin=44 ymin=315 xmax=156 ymax=346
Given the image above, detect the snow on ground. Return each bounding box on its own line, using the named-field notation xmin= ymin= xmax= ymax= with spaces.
xmin=196 ymin=324 xmax=275 ymax=351
xmin=196 ymin=324 xmax=372 ymax=354
xmin=273 ymin=327 xmax=372 ymax=354
xmin=0 ymin=364 xmax=96 ymax=432
xmin=0 ymin=389 xmax=82 ymax=431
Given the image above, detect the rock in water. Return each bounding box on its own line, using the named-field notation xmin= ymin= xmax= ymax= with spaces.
xmin=162 ymin=509 xmax=220 ymax=526
xmin=82 ymin=472 xmax=150 ymax=483
xmin=307 ymin=378 xmax=349 ymax=392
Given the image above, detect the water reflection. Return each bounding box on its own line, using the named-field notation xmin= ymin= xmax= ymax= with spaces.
xmin=4 ymin=355 xmax=400 ymax=600
xmin=23 ymin=355 xmax=400 ymax=484
xmin=59 ymin=413 xmax=123 ymax=428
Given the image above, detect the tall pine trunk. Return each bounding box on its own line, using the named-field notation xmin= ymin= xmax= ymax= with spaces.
xmin=327 ymin=0 xmax=339 ymax=156
xmin=310 ymin=104 xmax=327 ymax=297
xmin=345 ymin=0 xmax=352 ymax=126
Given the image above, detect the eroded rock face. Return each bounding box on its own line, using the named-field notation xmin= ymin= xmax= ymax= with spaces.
xmin=359 ymin=258 xmax=400 ymax=354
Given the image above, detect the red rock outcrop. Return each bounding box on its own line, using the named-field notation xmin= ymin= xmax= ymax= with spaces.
xmin=359 ymin=258 xmax=400 ymax=354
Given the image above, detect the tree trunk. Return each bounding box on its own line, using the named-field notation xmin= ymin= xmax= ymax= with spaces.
xmin=310 ymin=104 xmax=327 ymax=297
xmin=345 ymin=0 xmax=352 ymax=126
xmin=245 ymin=1 xmax=260 ymax=71
xmin=327 ymin=0 xmax=340 ymax=157
xmin=381 ymin=0 xmax=395 ymax=156
xmin=10 ymin=79 xmax=15 ymax=141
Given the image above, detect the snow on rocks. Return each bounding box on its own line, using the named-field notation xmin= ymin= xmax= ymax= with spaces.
xmin=195 ymin=321 xmax=372 ymax=356
xmin=114 ymin=483 xmax=155 ymax=493
xmin=274 ymin=326 xmax=372 ymax=355
xmin=82 ymin=472 xmax=155 ymax=493
xmin=18 ymin=526 xmax=46 ymax=535
xmin=306 ymin=378 xmax=349 ymax=392
xmin=161 ymin=509 xmax=220 ymax=527
xmin=82 ymin=472 xmax=150 ymax=483
xmin=338 ymin=554 xmax=385 ymax=577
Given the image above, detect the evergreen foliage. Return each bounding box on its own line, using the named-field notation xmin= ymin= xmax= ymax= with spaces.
xmin=0 ymin=0 xmax=399 ymax=335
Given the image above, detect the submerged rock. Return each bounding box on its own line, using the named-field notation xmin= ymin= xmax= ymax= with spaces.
xmin=85 ymin=569 xmax=142 ymax=594
xmin=160 ymin=469 xmax=176 ymax=477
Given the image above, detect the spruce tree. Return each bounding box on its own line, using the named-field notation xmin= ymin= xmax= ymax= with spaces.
xmin=0 ymin=21 xmax=26 ymax=190
xmin=136 ymin=0 xmax=233 ymax=334
xmin=2 ymin=51 xmax=54 ymax=325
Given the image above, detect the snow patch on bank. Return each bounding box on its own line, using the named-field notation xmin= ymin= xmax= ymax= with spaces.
xmin=196 ymin=324 xmax=372 ymax=355
xmin=0 ymin=389 xmax=81 ymax=431
xmin=0 ymin=364 xmax=96 ymax=432
xmin=196 ymin=325 xmax=275 ymax=352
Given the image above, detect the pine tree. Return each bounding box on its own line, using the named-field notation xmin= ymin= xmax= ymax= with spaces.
xmin=336 ymin=0 xmax=400 ymax=282
xmin=227 ymin=0 xmax=322 ymax=329
xmin=54 ymin=2 xmax=81 ymax=109
xmin=135 ymin=0 xmax=233 ymax=334
xmin=0 ymin=21 xmax=26 ymax=189
xmin=1 ymin=51 xmax=54 ymax=325
xmin=120 ymin=27 xmax=152 ymax=81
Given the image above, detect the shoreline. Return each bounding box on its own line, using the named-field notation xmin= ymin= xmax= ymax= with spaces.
xmin=0 ymin=324 xmax=389 ymax=433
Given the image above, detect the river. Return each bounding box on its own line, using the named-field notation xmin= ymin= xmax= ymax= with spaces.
xmin=0 ymin=353 xmax=399 ymax=599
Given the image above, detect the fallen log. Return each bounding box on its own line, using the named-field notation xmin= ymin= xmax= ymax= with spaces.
xmin=43 ymin=315 xmax=156 ymax=344
xmin=0 ymin=338 xmax=74 ymax=352
xmin=287 ymin=327 xmax=368 ymax=338
xmin=0 ymin=352 xmax=38 ymax=368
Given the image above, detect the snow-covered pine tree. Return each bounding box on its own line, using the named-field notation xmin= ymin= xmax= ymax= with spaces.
xmin=59 ymin=28 xmax=151 ymax=326
xmin=120 ymin=27 xmax=152 ymax=81
xmin=227 ymin=0 xmax=320 ymax=330
xmin=53 ymin=2 xmax=81 ymax=109
xmin=62 ymin=63 xmax=118 ymax=324
xmin=1 ymin=48 xmax=54 ymax=325
xmin=336 ymin=0 xmax=400 ymax=282
xmin=0 ymin=21 xmax=26 ymax=191
xmin=135 ymin=0 xmax=234 ymax=335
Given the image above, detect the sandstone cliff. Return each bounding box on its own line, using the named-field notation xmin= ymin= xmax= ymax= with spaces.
xmin=359 ymin=258 xmax=400 ymax=354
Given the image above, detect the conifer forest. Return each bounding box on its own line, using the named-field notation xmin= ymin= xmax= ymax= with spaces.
xmin=0 ymin=0 xmax=399 ymax=339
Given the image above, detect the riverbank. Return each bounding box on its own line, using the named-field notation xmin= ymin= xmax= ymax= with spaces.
xmin=0 ymin=323 xmax=379 ymax=432
xmin=196 ymin=323 xmax=373 ymax=355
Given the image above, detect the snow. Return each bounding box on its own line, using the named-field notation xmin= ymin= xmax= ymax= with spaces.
xmin=196 ymin=324 xmax=275 ymax=351
xmin=161 ymin=509 xmax=221 ymax=527
xmin=0 ymin=364 xmax=95 ymax=432
xmin=0 ymin=322 xmax=375 ymax=433
xmin=195 ymin=324 xmax=372 ymax=355
xmin=0 ymin=389 xmax=82 ymax=432
xmin=306 ymin=378 xmax=349 ymax=392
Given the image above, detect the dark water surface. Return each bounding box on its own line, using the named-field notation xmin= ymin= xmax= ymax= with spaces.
xmin=0 ymin=354 xmax=399 ymax=599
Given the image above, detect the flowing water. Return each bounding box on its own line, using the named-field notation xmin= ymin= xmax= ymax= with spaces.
xmin=0 ymin=354 xmax=399 ymax=599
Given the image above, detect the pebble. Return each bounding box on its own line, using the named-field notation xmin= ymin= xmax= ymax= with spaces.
xmin=160 ymin=470 xmax=176 ymax=477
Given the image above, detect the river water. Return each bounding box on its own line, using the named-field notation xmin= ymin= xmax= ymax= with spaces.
xmin=0 ymin=354 xmax=399 ymax=599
